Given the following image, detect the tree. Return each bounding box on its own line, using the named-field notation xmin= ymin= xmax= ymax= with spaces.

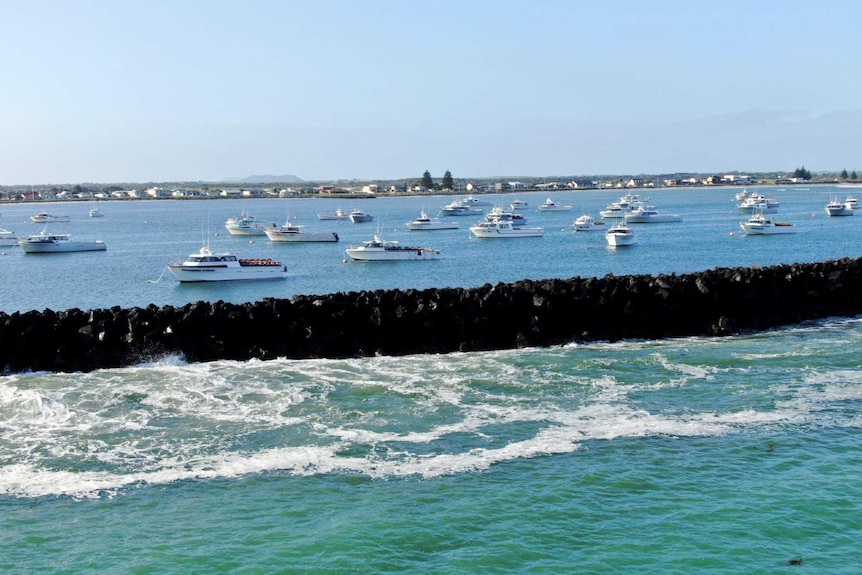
xmin=852 ymin=170 xmax=858 ymax=181
xmin=840 ymin=168 xmax=849 ymax=180
xmin=441 ymin=170 xmax=454 ymax=191
xmin=793 ymin=166 xmax=811 ymax=180
xmin=420 ymin=170 xmax=434 ymax=190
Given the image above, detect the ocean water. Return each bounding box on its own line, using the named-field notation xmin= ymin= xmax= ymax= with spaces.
xmin=2 ymin=186 xmax=862 ymax=573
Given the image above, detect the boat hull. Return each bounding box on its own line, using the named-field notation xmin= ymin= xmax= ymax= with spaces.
xmin=225 ymin=225 xmax=273 ymax=236
xmin=265 ymin=230 xmax=339 ymax=242
xmin=469 ymin=226 xmax=544 ymax=238
xmin=624 ymin=214 xmax=682 ymax=223
xmin=406 ymin=221 xmax=459 ymax=231
xmin=345 ymin=248 xmax=440 ymax=261
xmin=349 ymin=215 xmax=374 ymax=223
xmin=740 ymin=224 xmax=796 ymax=235
xmin=606 ymin=235 xmax=636 ymax=247
xmin=825 ymin=206 xmax=853 ymax=217
xmin=20 ymin=241 xmax=106 ymax=253
xmin=167 ymin=265 xmax=287 ymax=281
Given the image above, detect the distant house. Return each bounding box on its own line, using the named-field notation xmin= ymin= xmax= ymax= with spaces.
xmin=626 ymin=178 xmax=645 ymax=188
xmin=145 ymin=187 xmax=171 ymax=198
xmin=721 ymin=174 xmax=752 ymax=185
xmin=219 ymin=189 xmax=242 ymax=198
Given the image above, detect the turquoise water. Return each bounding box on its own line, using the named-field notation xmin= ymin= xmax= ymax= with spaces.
xmin=3 ymin=320 xmax=862 ymax=573
xmin=2 ymin=186 xmax=862 ymax=572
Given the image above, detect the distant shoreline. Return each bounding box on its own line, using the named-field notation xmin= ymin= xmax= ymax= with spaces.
xmin=0 ymin=181 xmax=841 ymax=207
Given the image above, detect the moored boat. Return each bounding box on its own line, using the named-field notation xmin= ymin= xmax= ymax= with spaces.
xmin=469 ymin=219 xmax=544 ymax=238
xmin=739 ymin=213 xmax=796 ymax=235
xmin=737 ymin=194 xmax=779 ymax=213
xmin=89 ymin=207 xmax=104 ymax=218
xmin=441 ymin=200 xmax=481 ymax=216
xmin=224 ymin=211 xmax=276 ymax=236
xmin=623 ymin=204 xmax=682 ymax=223
xmin=345 ymin=234 xmax=440 ymax=261
xmin=572 ymin=215 xmax=605 ymax=231
xmin=19 ymin=231 xmax=106 ymax=253
xmin=0 ymin=228 xmax=20 ymax=247
xmin=30 ymin=211 xmax=70 ymax=223
xmin=348 ymin=208 xmax=374 ymax=223
xmin=536 ymin=197 xmax=572 ymax=212
xmin=405 ymin=211 xmax=459 ymax=231
xmin=509 ymin=199 xmax=528 ymax=210
xmin=825 ymin=196 xmax=855 ymax=217
xmin=167 ymin=245 xmax=287 ymax=282
xmin=605 ymin=222 xmax=636 ymax=247
xmin=318 ymin=208 xmax=350 ymax=221
xmin=264 ymin=219 xmax=339 ymax=242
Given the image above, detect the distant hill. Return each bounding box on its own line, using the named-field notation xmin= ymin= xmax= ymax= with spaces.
xmin=225 ymin=174 xmax=305 ymax=184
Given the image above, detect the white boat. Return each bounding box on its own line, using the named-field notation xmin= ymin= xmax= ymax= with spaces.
xmin=572 ymin=215 xmax=606 ymax=231
xmin=509 ymin=199 xmax=529 ymax=210
xmin=88 ymin=207 xmax=104 ymax=218
xmin=224 ymin=211 xmax=275 ymax=236
xmin=469 ymin=219 xmax=544 ymax=238
xmin=623 ymin=204 xmax=683 ymax=223
xmin=264 ymin=219 xmax=339 ymax=242
xmin=599 ymin=194 xmax=642 ymax=218
xmin=0 ymin=228 xmax=19 ymax=247
xmin=345 ymin=234 xmax=440 ymax=261
xmin=536 ymin=197 xmax=572 ymax=212
xmin=737 ymin=194 xmax=779 ymax=213
xmin=167 ymin=245 xmax=287 ymax=282
xmin=405 ymin=211 xmax=459 ymax=231
xmin=459 ymin=195 xmax=494 ymax=208
xmin=739 ymin=213 xmax=796 ymax=235
xmin=348 ymin=208 xmax=374 ymax=223
xmin=318 ymin=208 xmax=350 ymax=221
xmin=441 ymin=200 xmax=481 ymax=216
xmin=735 ymin=188 xmax=752 ymax=201
xmin=484 ymin=207 xmax=527 ymax=226
xmin=825 ymin=196 xmax=855 ymax=217
xmin=605 ymin=222 xmax=636 ymax=247
xmin=19 ymin=231 xmax=106 ymax=253
xmin=30 ymin=212 xmax=70 ymax=223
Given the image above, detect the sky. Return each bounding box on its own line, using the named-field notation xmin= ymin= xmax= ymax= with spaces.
xmin=2 ymin=0 xmax=861 ymax=185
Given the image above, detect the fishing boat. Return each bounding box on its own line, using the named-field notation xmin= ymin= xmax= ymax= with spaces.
xmin=345 ymin=234 xmax=440 ymax=261
xmin=605 ymin=222 xmax=636 ymax=247
xmin=623 ymin=204 xmax=682 ymax=223
xmin=88 ymin=207 xmax=105 ymax=218
xmin=405 ymin=211 xmax=459 ymax=231
xmin=19 ymin=231 xmax=106 ymax=253
xmin=509 ymin=199 xmax=529 ymax=210
xmin=264 ymin=219 xmax=339 ymax=242
xmin=536 ymin=198 xmax=572 ymax=212
xmin=0 ymin=228 xmax=20 ymax=247
xmin=824 ymin=197 xmax=855 ymax=217
xmin=318 ymin=208 xmax=350 ymax=221
xmin=224 ymin=211 xmax=275 ymax=236
xmin=30 ymin=212 xmax=70 ymax=223
xmin=739 ymin=213 xmax=796 ymax=235
xmin=441 ymin=200 xmax=481 ymax=216
xmin=167 ymin=245 xmax=287 ymax=281
xmin=572 ymin=215 xmax=605 ymax=231
xmin=469 ymin=219 xmax=544 ymax=238
xmin=348 ymin=208 xmax=374 ymax=223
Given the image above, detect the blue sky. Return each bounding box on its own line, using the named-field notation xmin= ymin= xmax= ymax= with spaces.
xmin=2 ymin=0 xmax=860 ymax=184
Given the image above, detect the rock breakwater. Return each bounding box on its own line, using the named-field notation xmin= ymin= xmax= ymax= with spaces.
xmin=2 ymin=258 xmax=861 ymax=374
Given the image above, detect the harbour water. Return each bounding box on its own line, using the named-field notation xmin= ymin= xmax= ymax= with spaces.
xmin=2 ymin=185 xmax=862 ymax=573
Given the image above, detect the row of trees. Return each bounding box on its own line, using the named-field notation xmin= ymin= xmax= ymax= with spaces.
xmin=840 ymin=168 xmax=859 ymax=180
xmin=420 ymin=170 xmax=454 ymax=191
